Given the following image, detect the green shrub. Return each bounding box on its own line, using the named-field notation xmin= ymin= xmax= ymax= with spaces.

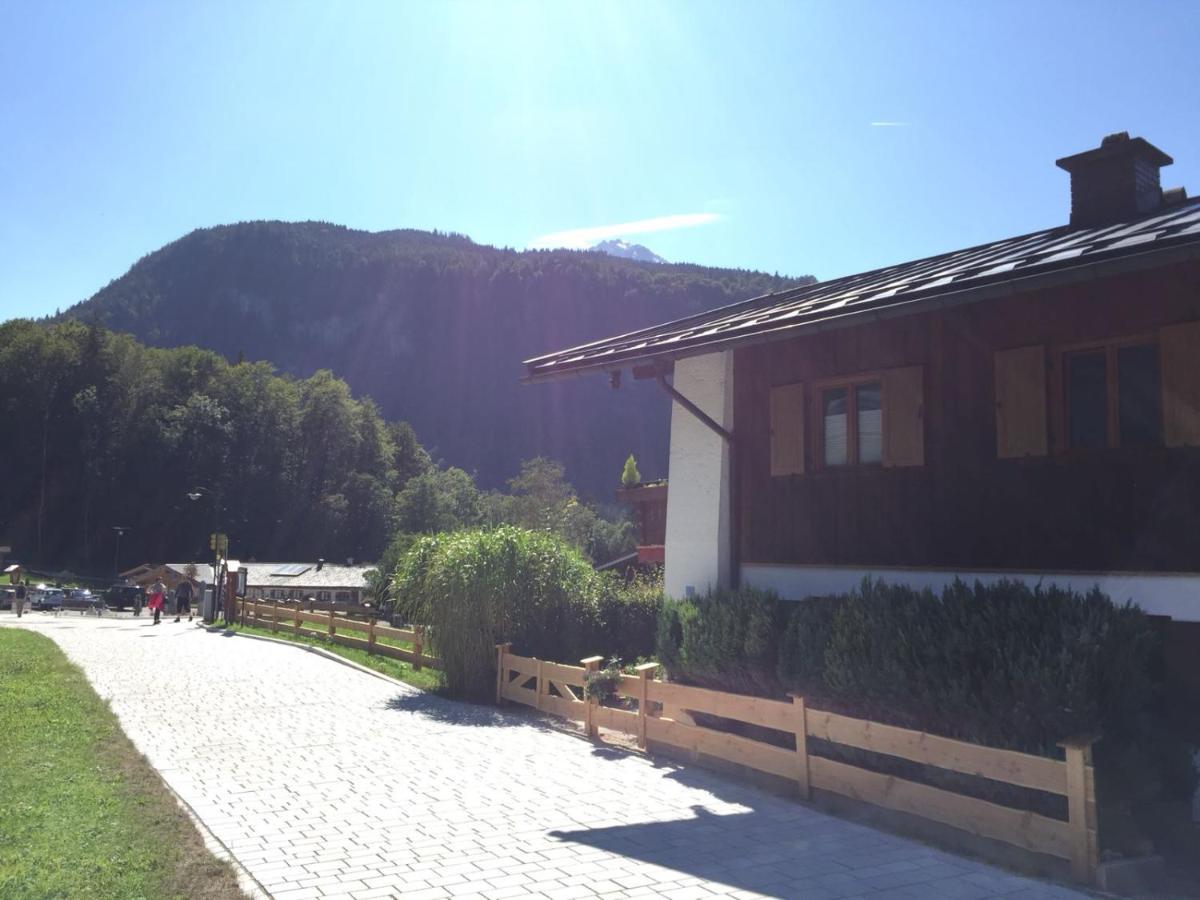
xmin=776 ymin=594 xmax=842 ymax=692
xmin=395 ymin=526 xmax=600 ymax=699
xmin=657 ymin=577 xmax=1196 ymax=846
xmin=596 ymin=571 xmax=662 ymax=661
xmin=621 ymin=454 xmax=640 ymax=487
xmin=806 ymin=579 xmax=1160 ymax=756
xmin=657 ymin=586 xmax=784 ymax=697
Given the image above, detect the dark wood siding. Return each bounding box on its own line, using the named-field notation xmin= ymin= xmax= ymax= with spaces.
xmin=736 ymin=260 xmax=1200 ymax=573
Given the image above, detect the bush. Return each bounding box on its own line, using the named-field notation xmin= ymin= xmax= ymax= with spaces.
xmin=395 ymin=526 xmax=600 ymax=699
xmin=776 ymin=594 xmax=841 ymax=692
xmin=393 ymin=527 xmax=662 ymax=698
xmin=659 ymin=577 xmax=1197 ymax=851
xmin=805 ymin=579 xmax=1160 ymax=756
xmin=657 ymin=586 xmax=784 ymax=697
xmin=596 ymin=571 xmax=662 ymax=661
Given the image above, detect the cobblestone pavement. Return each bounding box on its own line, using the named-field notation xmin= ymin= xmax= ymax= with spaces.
xmin=4 ymin=615 xmax=1088 ymax=899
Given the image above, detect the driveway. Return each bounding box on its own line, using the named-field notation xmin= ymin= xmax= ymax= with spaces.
xmin=4 ymin=615 xmax=1088 ymax=899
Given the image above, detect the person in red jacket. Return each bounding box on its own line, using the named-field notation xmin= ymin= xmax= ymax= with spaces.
xmin=147 ymin=579 xmax=166 ymax=625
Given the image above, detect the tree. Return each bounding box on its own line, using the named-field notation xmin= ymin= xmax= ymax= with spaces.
xmin=621 ymin=454 xmax=641 ymax=487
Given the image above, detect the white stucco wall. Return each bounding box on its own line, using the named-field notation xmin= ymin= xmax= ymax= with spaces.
xmin=664 ymin=351 xmax=734 ymax=600
xmin=741 ymin=563 xmax=1200 ymax=622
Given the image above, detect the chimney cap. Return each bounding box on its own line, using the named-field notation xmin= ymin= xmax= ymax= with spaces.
xmin=1056 ymin=132 xmax=1173 ymax=173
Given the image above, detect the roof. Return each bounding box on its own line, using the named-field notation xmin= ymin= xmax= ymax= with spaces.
xmin=163 ymin=562 xmax=372 ymax=590
xmin=523 ymin=197 xmax=1200 ymax=381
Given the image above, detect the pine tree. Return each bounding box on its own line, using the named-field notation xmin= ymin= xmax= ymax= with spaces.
xmin=621 ymin=454 xmax=640 ymax=487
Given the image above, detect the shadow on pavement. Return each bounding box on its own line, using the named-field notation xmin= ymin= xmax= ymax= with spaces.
xmin=385 ymin=691 xmax=563 ymax=733
xmin=547 ymin=804 xmax=853 ymax=899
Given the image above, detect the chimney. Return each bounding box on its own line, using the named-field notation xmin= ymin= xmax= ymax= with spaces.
xmin=1056 ymin=132 xmax=1173 ymax=228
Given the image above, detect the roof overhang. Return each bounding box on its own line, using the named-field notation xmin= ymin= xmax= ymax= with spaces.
xmin=522 ymin=236 xmax=1200 ymax=383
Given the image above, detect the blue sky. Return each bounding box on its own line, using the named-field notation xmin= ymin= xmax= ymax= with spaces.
xmin=1 ymin=0 xmax=1197 ymax=320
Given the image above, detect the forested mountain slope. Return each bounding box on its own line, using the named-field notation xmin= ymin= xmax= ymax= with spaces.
xmin=0 ymin=320 xmax=428 ymax=569
xmin=64 ymin=222 xmax=808 ymax=496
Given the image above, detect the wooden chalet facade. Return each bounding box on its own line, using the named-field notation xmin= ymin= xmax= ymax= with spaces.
xmin=524 ymin=133 xmax=1200 ymax=698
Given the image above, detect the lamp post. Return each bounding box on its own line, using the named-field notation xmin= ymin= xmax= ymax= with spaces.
xmin=111 ymin=525 xmax=131 ymax=578
xmin=186 ymin=487 xmax=223 ymax=623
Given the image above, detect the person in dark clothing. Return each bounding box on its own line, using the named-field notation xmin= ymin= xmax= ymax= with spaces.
xmin=175 ymin=580 xmax=193 ymax=623
xmin=12 ymin=580 xmax=26 ymax=617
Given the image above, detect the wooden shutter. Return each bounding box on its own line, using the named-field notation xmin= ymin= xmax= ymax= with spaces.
xmin=1161 ymin=320 xmax=1200 ymax=447
xmin=882 ymin=366 xmax=924 ymax=467
xmin=770 ymin=382 xmax=805 ymax=476
xmin=993 ymin=345 xmax=1048 ymax=458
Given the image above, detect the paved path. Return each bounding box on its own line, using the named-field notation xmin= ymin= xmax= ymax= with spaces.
xmin=4 ymin=615 xmax=1088 ymax=900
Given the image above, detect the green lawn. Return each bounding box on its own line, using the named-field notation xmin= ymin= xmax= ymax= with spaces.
xmin=0 ymin=629 xmax=245 ymax=899
xmin=213 ymin=621 xmax=444 ymax=692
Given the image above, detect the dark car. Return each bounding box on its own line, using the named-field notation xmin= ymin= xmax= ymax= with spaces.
xmin=37 ymin=588 xmax=65 ymax=610
xmin=104 ymin=584 xmax=144 ymax=612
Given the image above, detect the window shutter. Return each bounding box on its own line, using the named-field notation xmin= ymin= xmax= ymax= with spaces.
xmin=770 ymin=382 xmax=805 ymax=475
xmin=1161 ymin=320 xmax=1200 ymax=447
xmin=882 ymin=366 xmax=924 ymax=467
xmin=994 ymin=345 xmax=1048 ymax=458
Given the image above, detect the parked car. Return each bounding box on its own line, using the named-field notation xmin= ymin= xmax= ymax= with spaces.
xmin=36 ymin=589 xmax=65 ymax=610
xmin=66 ymin=589 xmax=100 ymax=609
xmin=103 ymin=584 xmax=144 ymax=612
xmin=0 ymin=588 xmax=14 ymax=610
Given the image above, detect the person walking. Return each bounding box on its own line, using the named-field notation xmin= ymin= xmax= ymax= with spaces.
xmin=175 ymin=579 xmax=193 ymax=623
xmin=12 ymin=579 xmax=26 ymax=617
xmin=147 ymin=578 xmax=166 ymax=625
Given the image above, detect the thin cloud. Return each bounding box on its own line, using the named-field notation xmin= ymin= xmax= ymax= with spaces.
xmin=529 ymin=212 xmax=721 ymax=250
xmin=870 ymin=121 xmax=910 ymax=127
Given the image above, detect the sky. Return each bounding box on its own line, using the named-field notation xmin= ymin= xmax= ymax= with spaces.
xmin=1 ymin=0 xmax=1198 ymax=320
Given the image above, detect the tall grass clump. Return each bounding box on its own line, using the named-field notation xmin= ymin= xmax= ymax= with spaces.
xmin=395 ymin=526 xmax=601 ymax=699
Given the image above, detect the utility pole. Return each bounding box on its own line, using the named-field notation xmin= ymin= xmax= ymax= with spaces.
xmin=111 ymin=525 xmax=131 ymax=578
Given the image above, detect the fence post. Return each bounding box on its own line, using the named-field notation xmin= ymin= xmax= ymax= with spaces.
xmin=293 ymin=605 xmax=301 ymax=636
xmin=535 ymin=659 xmax=545 ymax=711
xmin=581 ymin=656 xmax=603 ymax=740
xmin=367 ymin=617 xmax=377 ymax=655
xmin=494 ymin=643 xmax=512 ymax=705
xmin=1060 ymin=735 xmax=1099 ymax=885
xmin=789 ymin=693 xmax=812 ymax=801
xmin=634 ymin=662 xmax=659 ymax=750
xmin=240 ymin=596 xmax=247 ymax=627
xmin=328 ymin=609 xmax=336 ymax=640
xmin=413 ymin=626 xmax=424 ymax=671
xmin=272 ymin=599 xmax=279 ymax=632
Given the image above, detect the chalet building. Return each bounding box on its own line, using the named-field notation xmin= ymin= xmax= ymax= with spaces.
xmin=524 ymin=133 xmax=1200 ymax=694
xmin=120 ymin=561 xmax=371 ymax=603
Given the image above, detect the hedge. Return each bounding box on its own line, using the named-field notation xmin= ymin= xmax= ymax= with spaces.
xmin=394 ymin=526 xmax=662 ymax=698
xmin=657 ymin=578 xmax=1197 ymax=848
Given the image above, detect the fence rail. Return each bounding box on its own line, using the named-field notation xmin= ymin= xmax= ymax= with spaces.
xmin=494 ymin=645 xmax=1098 ymax=884
xmin=236 ymin=599 xmax=441 ymax=670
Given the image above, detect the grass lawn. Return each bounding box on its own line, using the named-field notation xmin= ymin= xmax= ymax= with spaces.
xmin=212 ymin=621 xmax=444 ymax=693
xmin=0 ymin=629 xmax=246 ymax=899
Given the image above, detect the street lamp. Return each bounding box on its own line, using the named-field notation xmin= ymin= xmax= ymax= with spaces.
xmin=186 ymin=486 xmax=223 ymax=623
xmin=111 ymin=525 xmax=131 ymax=578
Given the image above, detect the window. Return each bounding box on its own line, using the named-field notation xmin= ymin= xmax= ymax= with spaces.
xmin=821 ymin=380 xmax=883 ymax=466
xmin=1064 ymin=340 xmax=1161 ymax=450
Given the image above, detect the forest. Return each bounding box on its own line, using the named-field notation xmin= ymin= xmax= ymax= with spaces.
xmin=0 ymin=320 xmax=633 ymax=575
xmin=61 ymin=221 xmax=808 ymax=497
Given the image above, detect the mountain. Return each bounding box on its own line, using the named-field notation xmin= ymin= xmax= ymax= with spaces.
xmin=592 ymin=239 xmax=667 ymax=264
xmin=63 ymin=222 xmax=811 ymax=498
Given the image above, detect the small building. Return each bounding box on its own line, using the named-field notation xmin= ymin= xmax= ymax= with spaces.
xmin=524 ymin=133 xmax=1200 ymax=699
xmin=120 ymin=561 xmax=373 ymax=604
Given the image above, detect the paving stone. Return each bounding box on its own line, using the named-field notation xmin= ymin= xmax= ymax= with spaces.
xmin=6 ymin=617 xmax=1088 ymax=900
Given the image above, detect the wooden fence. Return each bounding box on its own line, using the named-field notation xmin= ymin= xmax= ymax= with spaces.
xmin=495 ymin=644 xmax=1098 ymax=885
xmin=237 ymin=599 xmax=441 ymax=670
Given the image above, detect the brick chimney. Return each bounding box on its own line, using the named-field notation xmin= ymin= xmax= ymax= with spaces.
xmin=1056 ymin=132 xmax=1173 ymax=228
